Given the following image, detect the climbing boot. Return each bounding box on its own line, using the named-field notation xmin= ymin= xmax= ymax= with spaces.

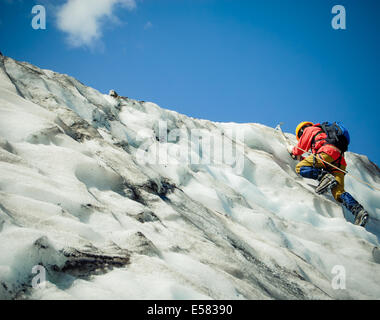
xmin=352 ymin=204 xmax=369 ymax=227
xmin=315 ymin=171 xmax=338 ymax=194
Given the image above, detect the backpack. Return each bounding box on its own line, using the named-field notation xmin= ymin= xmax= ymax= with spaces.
xmin=312 ymin=121 xmax=350 ymax=153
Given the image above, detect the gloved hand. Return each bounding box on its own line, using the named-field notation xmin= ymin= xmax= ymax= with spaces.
xmin=287 ymin=145 xmax=297 ymax=160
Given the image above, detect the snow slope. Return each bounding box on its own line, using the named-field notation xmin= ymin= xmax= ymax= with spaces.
xmin=0 ymin=56 xmax=379 ymax=300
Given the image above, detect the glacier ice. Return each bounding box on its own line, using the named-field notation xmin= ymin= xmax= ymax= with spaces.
xmin=0 ymin=55 xmax=379 ymax=300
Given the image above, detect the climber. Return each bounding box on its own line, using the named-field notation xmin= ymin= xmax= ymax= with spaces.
xmin=287 ymin=121 xmax=369 ymax=227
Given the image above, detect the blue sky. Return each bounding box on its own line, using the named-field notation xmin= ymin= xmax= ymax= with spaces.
xmin=0 ymin=0 xmax=379 ymax=165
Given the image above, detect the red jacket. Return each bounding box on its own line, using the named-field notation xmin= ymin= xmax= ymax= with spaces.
xmin=292 ymin=124 xmax=347 ymax=167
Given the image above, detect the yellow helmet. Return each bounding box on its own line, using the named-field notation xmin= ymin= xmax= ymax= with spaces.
xmin=295 ymin=121 xmax=314 ymax=140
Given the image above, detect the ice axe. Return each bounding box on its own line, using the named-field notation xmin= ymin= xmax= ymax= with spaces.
xmin=275 ymin=122 xmax=291 ymax=145
xmin=275 ymin=123 xmax=297 ymax=159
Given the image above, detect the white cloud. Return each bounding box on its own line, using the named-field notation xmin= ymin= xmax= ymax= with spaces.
xmin=56 ymin=0 xmax=136 ymax=48
xmin=144 ymin=21 xmax=153 ymax=30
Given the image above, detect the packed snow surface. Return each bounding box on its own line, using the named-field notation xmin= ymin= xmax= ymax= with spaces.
xmin=0 ymin=56 xmax=379 ymax=300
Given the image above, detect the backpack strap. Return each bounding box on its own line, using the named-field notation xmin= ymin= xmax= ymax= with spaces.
xmin=310 ymin=125 xmax=325 ymax=154
xmin=325 ymin=124 xmax=345 ymax=169
xmin=311 ymin=127 xmax=324 ymax=168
